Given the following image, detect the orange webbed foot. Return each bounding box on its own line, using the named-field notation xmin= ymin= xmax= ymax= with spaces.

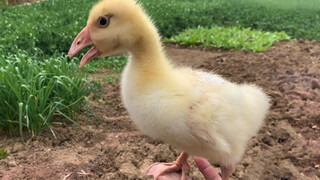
xmin=146 ymin=152 xmax=191 ymax=180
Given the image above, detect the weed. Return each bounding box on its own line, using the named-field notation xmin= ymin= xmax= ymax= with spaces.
xmin=101 ymin=75 xmax=119 ymax=82
xmin=85 ymin=56 xmax=128 ymax=73
xmin=165 ymin=26 xmax=290 ymax=52
xmin=0 ymin=149 xmax=7 ymax=159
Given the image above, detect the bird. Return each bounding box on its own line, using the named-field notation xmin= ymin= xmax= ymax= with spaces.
xmin=68 ymin=0 xmax=270 ymax=179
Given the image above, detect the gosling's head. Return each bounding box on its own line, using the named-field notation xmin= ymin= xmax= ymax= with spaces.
xmin=68 ymin=0 xmax=158 ymax=67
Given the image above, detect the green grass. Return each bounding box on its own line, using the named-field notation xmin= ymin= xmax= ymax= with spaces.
xmin=101 ymin=75 xmax=119 ymax=83
xmin=0 ymin=149 xmax=7 ymax=159
xmin=85 ymin=56 xmax=128 ymax=73
xmin=0 ymin=0 xmax=319 ymax=59
xmin=0 ymin=0 xmax=95 ymax=56
xmin=0 ymin=51 xmax=100 ymax=139
xmin=227 ymin=0 xmax=320 ymax=11
xmin=165 ymin=26 xmax=291 ymax=52
xmin=141 ymin=0 xmax=320 ymax=41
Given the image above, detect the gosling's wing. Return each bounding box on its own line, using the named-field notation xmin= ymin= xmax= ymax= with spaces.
xmin=185 ymin=70 xmax=231 ymax=153
xmin=191 ymin=70 xmax=226 ymax=87
xmin=185 ymin=96 xmax=231 ymax=154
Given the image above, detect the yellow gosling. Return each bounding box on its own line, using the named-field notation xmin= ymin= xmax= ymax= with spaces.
xmin=68 ymin=0 xmax=270 ymax=179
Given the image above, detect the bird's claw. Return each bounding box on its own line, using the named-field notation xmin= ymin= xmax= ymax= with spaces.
xmin=146 ymin=161 xmax=191 ymax=180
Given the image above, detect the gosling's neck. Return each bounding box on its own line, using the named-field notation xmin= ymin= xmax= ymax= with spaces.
xmin=128 ymin=23 xmax=172 ymax=72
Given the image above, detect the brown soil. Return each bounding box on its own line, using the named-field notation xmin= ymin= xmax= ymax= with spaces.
xmin=2 ymin=0 xmax=44 ymax=6
xmin=0 ymin=41 xmax=320 ymax=180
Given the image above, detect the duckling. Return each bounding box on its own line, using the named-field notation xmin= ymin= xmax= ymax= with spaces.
xmin=68 ymin=0 xmax=270 ymax=179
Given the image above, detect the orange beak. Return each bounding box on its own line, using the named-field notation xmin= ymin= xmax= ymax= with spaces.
xmin=68 ymin=26 xmax=102 ymax=68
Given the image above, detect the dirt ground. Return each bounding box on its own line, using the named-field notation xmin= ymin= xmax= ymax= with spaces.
xmin=2 ymin=0 xmax=44 ymax=6
xmin=0 ymin=40 xmax=319 ymax=180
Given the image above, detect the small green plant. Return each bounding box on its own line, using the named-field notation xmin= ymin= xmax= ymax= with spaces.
xmin=0 ymin=149 xmax=7 ymax=159
xmin=85 ymin=56 xmax=128 ymax=73
xmin=101 ymin=75 xmax=119 ymax=82
xmin=165 ymin=26 xmax=290 ymax=52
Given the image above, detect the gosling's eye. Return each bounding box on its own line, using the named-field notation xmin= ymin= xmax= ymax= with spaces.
xmin=97 ymin=15 xmax=110 ymax=28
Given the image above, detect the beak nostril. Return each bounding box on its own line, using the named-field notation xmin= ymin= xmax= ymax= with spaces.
xmin=69 ymin=26 xmax=92 ymax=59
xmin=77 ymin=37 xmax=84 ymax=45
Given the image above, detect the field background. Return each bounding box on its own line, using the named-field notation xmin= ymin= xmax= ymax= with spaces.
xmin=0 ymin=0 xmax=319 ymax=179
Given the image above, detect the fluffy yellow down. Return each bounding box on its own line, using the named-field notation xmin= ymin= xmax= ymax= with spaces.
xmin=87 ymin=0 xmax=270 ymax=167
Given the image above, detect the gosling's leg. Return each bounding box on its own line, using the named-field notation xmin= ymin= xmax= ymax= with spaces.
xmin=146 ymin=152 xmax=191 ymax=180
xmin=221 ymin=165 xmax=233 ymax=180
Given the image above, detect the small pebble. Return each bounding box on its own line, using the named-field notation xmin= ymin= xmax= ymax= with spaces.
xmin=11 ymin=143 xmax=24 ymax=153
xmin=308 ymin=67 xmax=319 ymax=74
xmin=311 ymin=80 xmax=320 ymax=89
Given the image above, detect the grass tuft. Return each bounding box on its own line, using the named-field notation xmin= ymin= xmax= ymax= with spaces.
xmin=101 ymin=75 xmax=119 ymax=82
xmin=165 ymin=26 xmax=291 ymax=52
xmin=0 ymin=149 xmax=7 ymax=159
xmin=0 ymin=51 xmax=101 ymax=138
xmin=84 ymin=56 xmax=128 ymax=73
